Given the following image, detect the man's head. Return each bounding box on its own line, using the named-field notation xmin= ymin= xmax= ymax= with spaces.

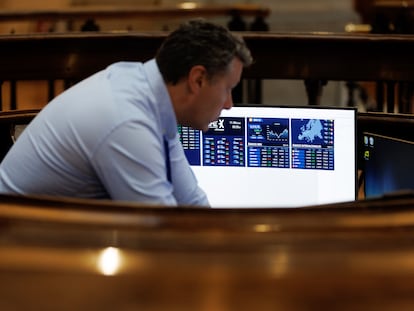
xmin=156 ymin=19 xmax=253 ymax=131
xmin=156 ymin=19 xmax=252 ymax=85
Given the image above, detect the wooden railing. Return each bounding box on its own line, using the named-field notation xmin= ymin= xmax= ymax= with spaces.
xmin=1 ymin=32 xmax=414 ymax=112
xmin=1 ymin=191 xmax=414 ymax=310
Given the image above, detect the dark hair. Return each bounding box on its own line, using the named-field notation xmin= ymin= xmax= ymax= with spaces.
xmin=155 ymin=19 xmax=253 ymax=85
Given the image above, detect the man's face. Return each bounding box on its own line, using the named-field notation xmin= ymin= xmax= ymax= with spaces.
xmin=190 ymin=58 xmax=243 ymax=132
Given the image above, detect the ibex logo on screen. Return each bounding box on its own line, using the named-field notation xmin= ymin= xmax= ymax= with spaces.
xmin=208 ymin=118 xmax=225 ymax=131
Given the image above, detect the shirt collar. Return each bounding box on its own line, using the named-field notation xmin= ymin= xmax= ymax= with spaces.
xmin=143 ymin=59 xmax=178 ymax=140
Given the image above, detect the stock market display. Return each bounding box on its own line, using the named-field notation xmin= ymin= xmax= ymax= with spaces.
xmin=178 ymin=116 xmax=335 ymax=171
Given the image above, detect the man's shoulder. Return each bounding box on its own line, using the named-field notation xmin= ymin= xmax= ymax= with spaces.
xmin=107 ymin=60 xmax=143 ymax=69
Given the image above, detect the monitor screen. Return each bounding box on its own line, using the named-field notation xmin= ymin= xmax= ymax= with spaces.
xmin=363 ymin=132 xmax=414 ymax=198
xmin=179 ymin=105 xmax=357 ymax=208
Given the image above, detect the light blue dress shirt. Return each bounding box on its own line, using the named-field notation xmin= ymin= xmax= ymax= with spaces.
xmin=0 ymin=59 xmax=209 ymax=207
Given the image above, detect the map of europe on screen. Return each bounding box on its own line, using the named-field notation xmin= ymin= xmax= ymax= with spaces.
xmin=291 ymin=119 xmax=334 ymax=147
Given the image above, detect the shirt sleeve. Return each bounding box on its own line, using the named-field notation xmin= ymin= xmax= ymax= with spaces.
xmin=167 ymin=134 xmax=210 ymax=207
xmin=91 ymin=119 xmax=209 ymax=207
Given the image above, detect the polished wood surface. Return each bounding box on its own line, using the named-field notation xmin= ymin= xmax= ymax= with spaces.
xmin=0 ymin=243 xmax=414 ymax=311
xmin=1 ymin=193 xmax=414 ymax=310
xmin=1 ymin=244 xmax=414 ymax=311
xmin=2 ymin=192 xmax=414 ymax=245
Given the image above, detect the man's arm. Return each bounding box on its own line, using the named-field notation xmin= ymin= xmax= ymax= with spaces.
xmin=92 ymin=120 xmax=177 ymax=205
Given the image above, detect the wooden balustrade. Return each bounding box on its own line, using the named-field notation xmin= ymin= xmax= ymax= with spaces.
xmin=1 ymin=32 xmax=414 ymax=111
xmin=1 ymin=192 xmax=414 ymax=310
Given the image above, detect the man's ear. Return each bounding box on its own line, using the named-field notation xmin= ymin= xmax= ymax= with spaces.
xmin=188 ymin=65 xmax=207 ymax=94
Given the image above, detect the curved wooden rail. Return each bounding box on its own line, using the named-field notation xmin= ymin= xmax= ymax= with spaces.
xmin=1 ymin=31 xmax=414 ymax=110
xmin=1 ymin=193 xmax=414 ymax=311
xmin=1 ymin=31 xmax=413 ymax=81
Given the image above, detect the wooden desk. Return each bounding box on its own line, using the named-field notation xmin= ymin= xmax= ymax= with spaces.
xmin=1 ymin=32 xmax=414 ymax=111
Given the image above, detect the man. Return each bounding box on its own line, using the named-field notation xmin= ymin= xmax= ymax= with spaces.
xmin=0 ymin=19 xmax=253 ymax=206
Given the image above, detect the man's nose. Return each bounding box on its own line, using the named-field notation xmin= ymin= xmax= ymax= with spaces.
xmin=223 ymin=93 xmax=233 ymax=110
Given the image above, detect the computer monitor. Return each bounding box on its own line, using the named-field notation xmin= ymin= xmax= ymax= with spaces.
xmin=179 ymin=105 xmax=357 ymax=208
xmin=363 ymin=132 xmax=414 ymax=198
